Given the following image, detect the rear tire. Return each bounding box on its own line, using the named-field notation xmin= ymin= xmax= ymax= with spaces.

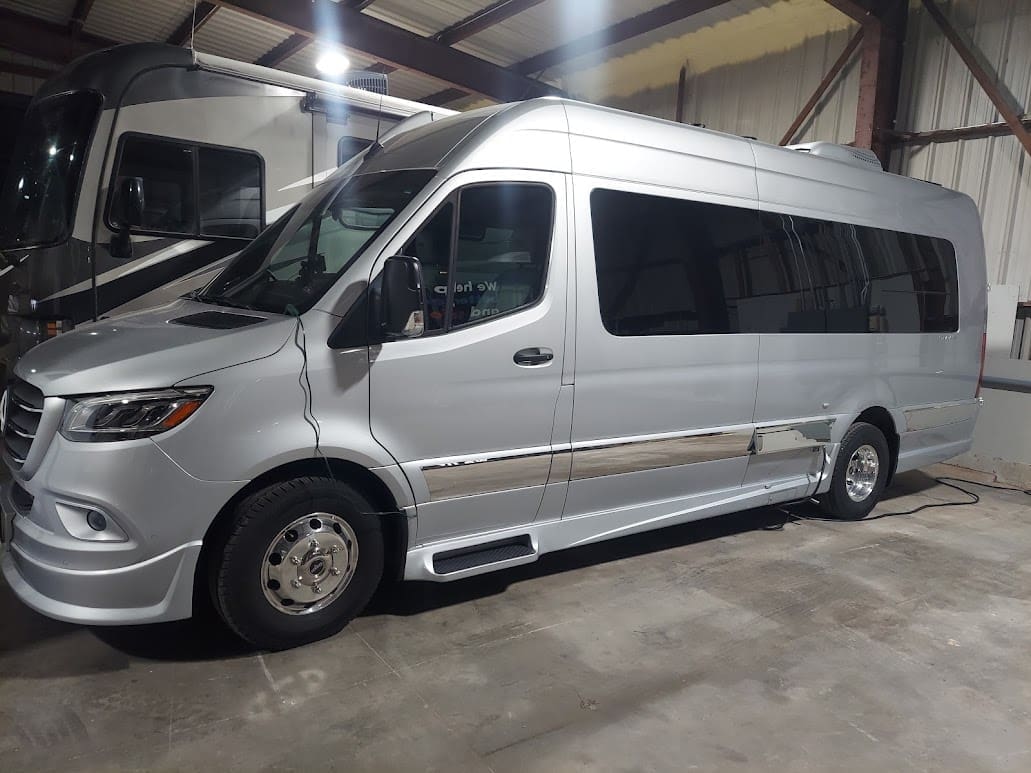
xmin=818 ymin=422 xmax=890 ymax=520
xmin=212 ymin=477 xmax=384 ymax=650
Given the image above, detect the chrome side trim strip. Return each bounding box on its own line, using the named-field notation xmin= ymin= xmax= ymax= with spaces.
xmin=422 ymin=450 xmax=552 ymax=501
xmin=547 ymin=449 xmax=572 ymax=485
xmin=570 ymin=430 xmax=753 ymax=481
xmin=904 ymin=401 xmax=978 ymax=432
xmin=753 ymin=419 xmax=833 ymax=455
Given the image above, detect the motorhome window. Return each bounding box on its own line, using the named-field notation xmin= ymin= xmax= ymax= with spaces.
xmin=115 ymin=138 xmax=196 ymax=234
xmin=338 ymin=136 xmax=373 ymax=166
xmin=198 ymin=147 xmax=262 ymax=238
xmin=200 ymin=169 xmax=433 ymax=315
xmin=450 ymin=185 xmax=553 ymax=328
xmin=0 ymin=91 xmax=101 ymax=249
xmin=590 ymin=189 xmax=763 ymax=336
xmin=110 ymin=135 xmax=263 ymax=239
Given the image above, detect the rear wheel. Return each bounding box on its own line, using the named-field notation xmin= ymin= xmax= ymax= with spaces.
xmin=819 ymin=422 xmax=890 ymax=520
xmin=212 ymin=477 xmax=384 ymax=650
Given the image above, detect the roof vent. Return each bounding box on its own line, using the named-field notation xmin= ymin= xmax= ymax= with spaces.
xmin=787 ymin=141 xmax=883 ymax=171
xmin=343 ymin=71 xmax=388 ymax=96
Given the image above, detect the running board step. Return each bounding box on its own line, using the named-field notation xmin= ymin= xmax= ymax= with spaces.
xmin=432 ymin=536 xmax=535 ymax=575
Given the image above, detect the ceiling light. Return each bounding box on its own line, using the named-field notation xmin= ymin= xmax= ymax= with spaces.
xmin=316 ymin=50 xmax=351 ymax=78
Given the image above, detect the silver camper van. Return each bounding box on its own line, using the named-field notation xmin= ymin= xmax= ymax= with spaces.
xmin=1 ymin=99 xmax=987 ymax=649
xmin=0 ymin=43 xmax=453 ymax=378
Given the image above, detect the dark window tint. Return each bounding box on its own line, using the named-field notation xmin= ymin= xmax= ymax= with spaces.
xmin=115 ymin=138 xmax=195 ymax=234
xmin=591 ymin=188 xmax=959 ymax=336
xmin=111 ymin=136 xmax=263 ymax=238
xmin=402 ymin=183 xmax=553 ymax=333
xmin=450 ymin=185 xmax=552 ymax=328
xmin=761 ymin=212 xmax=958 ymax=333
xmin=403 ymin=202 xmax=453 ymax=332
xmin=338 ymin=136 xmax=373 ymax=166
xmin=198 ymin=147 xmax=262 ymax=238
xmin=858 ymin=227 xmax=958 ymax=333
xmin=591 ymin=189 xmax=762 ymax=335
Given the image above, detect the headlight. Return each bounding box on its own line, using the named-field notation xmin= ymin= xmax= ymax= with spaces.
xmin=60 ymin=387 xmax=212 ymax=442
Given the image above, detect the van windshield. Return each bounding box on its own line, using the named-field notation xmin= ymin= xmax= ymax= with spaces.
xmin=199 ymin=169 xmax=435 ymax=315
xmin=0 ymin=91 xmax=101 ymax=249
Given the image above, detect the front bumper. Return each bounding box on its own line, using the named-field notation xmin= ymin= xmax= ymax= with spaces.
xmin=1 ymin=427 xmax=241 ymax=625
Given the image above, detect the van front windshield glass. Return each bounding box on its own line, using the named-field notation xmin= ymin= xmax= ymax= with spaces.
xmin=199 ymin=169 xmax=434 ymax=315
xmin=0 ymin=91 xmax=101 ymax=250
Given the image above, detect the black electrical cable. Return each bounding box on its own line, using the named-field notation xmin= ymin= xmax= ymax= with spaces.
xmin=289 ymin=311 xmax=335 ymax=482
xmin=775 ymin=475 xmax=1030 ymax=526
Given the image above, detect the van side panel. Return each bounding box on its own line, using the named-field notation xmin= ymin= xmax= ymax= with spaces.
xmin=750 ymin=143 xmax=987 ymax=476
xmin=563 ymin=113 xmax=763 ymax=523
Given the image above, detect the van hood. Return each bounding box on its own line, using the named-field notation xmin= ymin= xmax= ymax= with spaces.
xmin=15 ymin=300 xmax=293 ymax=396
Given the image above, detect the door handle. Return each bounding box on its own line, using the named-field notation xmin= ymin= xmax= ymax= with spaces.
xmin=513 ymin=347 xmax=554 ymax=366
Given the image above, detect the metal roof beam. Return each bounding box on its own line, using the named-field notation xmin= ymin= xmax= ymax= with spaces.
xmin=0 ymin=7 xmax=114 ymax=64
xmin=781 ymin=27 xmax=864 ymax=145
xmin=0 ymin=61 xmax=58 ymax=80
xmin=254 ymin=32 xmax=310 ymax=67
xmin=512 ymin=0 xmax=732 ymax=76
xmin=433 ymin=0 xmax=549 ymax=46
xmin=167 ymin=1 xmax=219 ymax=47
xmin=218 ymin=0 xmax=560 ymax=100
xmin=68 ymin=0 xmax=97 ymax=37
xmin=920 ymin=0 xmax=1031 ymax=158
xmin=423 ymin=87 xmax=467 ymax=106
xmin=822 ymin=0 xmax=878 ymax=22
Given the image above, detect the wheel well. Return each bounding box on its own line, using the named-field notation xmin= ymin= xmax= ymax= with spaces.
xmin=854 ymin=406 xmax=899 ymax=483
xmin=195 ymin=458 xmax=408 ymax=615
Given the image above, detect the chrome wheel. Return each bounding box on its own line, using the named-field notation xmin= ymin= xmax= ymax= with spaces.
xmin=261 ymin=512 xmax=358 ymax=615
xmin=845 ymin=444 xmax=879 ymax=502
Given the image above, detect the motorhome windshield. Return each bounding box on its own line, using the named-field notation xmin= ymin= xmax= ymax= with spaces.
xmin=199 ymin=168 xmax=435 ymax=315
xmin=0 ymin=92 xmax=101 ymax=250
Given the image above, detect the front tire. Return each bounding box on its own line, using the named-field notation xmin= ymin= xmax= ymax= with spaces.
xmin=212 ymin=477 xmax=384 ymax=650
xmin=819 ymin=422 xmax=890 ymax=520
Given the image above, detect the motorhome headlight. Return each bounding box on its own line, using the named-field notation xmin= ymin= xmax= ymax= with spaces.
xmin=60 ymin=387 xmax=212 ymax=442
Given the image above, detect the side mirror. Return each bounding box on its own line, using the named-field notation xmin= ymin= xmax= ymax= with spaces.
xmin=379 ymin=255 xmax=426 ymax=340
xmin=110 ymin=177 xmax=145 ymax=260
xmin=118 ymin=177 xmax=146 ymax=227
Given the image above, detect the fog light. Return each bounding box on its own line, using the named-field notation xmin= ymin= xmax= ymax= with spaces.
xmin=85 ymin=510 xmax=107 ymax=532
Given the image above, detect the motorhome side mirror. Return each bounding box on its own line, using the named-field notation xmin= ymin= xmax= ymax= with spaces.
xmin=379 ymin=255 xmax=426 ymax=340
xmin=117 ymin=177 xmax=145 ymax=228
xmin=110 ymin=177 xmax=145 ymax=259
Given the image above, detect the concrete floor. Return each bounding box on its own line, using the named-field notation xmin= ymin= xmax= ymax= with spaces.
xmin=1 ymin=463 xmax=1030 ymax=772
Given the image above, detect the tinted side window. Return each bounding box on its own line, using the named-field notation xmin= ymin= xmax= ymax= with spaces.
xmin=591 ymin=189 xmax=761 ymax=335
xmin=860 ymin=227 xmax=958 ymax=333
xmin=762 ymin=210 xmax=959 ymax=334
xmin=402 ymin=184 xmax=553 ymax=333
xmin=115 ymin=138 xmax=195 ymax=234
xmin=198 ymin=147 xmax=262 ymax=238
xmin=451 ymin=185 xmax=553 ymax=328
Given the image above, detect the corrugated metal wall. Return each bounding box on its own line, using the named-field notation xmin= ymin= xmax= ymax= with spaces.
xmin=607 ymin=0 xmax=1031 ymax=304
xmin=894 ymin=0 xmax=1031 ymax=304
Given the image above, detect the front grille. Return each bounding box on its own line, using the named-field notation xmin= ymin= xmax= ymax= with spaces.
xmin=4 ymin=378 xmax=44 ymax=469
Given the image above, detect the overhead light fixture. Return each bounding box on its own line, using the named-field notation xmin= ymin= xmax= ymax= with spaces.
xmin=316 ymin=50 xmax=351 ymax=78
